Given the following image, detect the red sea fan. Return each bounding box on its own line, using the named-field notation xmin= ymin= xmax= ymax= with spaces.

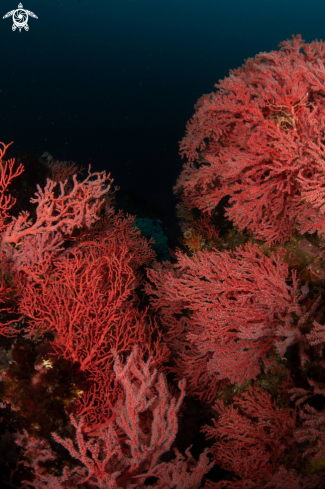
xmin=202 ymin=386 xmax=297 ymax=485
xmin=202 ymin=385 xmax=324 ymax=489
xmin=146 ymin=242 xmax=314 ymax=402
xmin=176 ymin=35 xmax=325 ymax=244
xmin=15 ymin=222 xmax=167 ymax=434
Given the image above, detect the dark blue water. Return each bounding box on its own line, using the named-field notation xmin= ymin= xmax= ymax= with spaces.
xmin=1 ymin=0 xmax=324 ymax=217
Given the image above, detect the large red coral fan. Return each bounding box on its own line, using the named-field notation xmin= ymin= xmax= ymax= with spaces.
xmin=13 ymin=212 xmax=168 ymax=434
xmin=175 ymin=35 xmax=325 ymax=244
xmin=146 ymin=243 xmax=322 ymax=402
xmin=0 ymin=141 xmax=168 ymax=434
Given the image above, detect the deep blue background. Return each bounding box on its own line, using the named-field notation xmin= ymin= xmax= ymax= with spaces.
xmin=0 ymin=0 xmax=324 ymax=217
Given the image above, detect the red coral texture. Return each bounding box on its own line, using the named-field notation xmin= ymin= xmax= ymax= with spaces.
xmin=176 ymin=35 xmax=325 ymax=244
xmin=146 ymin=242 xmax=322 ymax=402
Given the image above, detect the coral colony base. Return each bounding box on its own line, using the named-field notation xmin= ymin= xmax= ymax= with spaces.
xmin=1 ymin=35 xmax=325 ymax=488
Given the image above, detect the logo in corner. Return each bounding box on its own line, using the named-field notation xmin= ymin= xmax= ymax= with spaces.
xmin=3 ymin=3 xmax=38 ymax=32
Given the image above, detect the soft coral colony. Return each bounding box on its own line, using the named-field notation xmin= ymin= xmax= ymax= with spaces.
xmin=0 ymin=34 xmax=325 ymax=489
